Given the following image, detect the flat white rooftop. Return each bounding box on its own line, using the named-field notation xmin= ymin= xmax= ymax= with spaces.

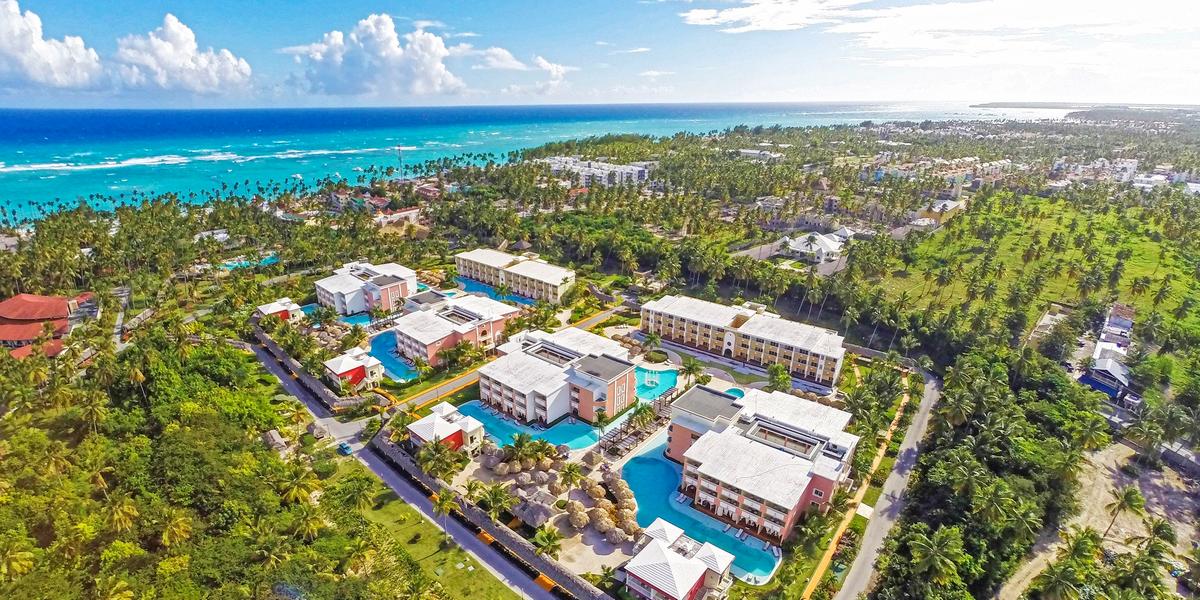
xmin=685 ymin=429 xmax=814 ymax=508
xmin=390 ymin=311 xmax=455 ymax=346
xmin=535 ymin=327 xmax=628 ymax=360
xmin=480 ymin=350 xmax=570 ymax=397
xmin=505 ymin=258 xmax=575 ymax=285
xmin=642 ymin=294 xmax=754 ymax=328
xmin=736 ymin=314 xmax=845 ymax=358
xmin=456 ymin=248 xmax=518 ymax=269
xmin=736 ymin=388 xmax=859 ymax=451
xmin=315 ymin=272 xmax=364 ymax=296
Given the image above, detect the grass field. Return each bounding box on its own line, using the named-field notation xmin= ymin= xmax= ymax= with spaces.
xmin=335 ymin=461 xmax=520 ymax=600
xmin=872 ymin=196 xmax=1200 ymax=332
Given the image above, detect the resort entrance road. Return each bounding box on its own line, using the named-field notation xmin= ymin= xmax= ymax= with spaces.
xmin=834 ymin=372 xmax=942 ymax=600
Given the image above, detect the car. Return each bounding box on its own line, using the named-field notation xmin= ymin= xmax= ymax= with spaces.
xmin=336 ymin=441 xmax=353 ymax=456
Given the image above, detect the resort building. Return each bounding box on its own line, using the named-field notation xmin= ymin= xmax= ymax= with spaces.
xmin=406 ymin=402 xmax=485 ymax=455
xmin=322 ymin=347 xmax=384 ymax=392
xmin=1083 ymin=303 xmax=1136 ymax=399
xmin=663 ymin=386 xmax=859 ymax=542
xmin=640 ymin=296 xmax=845 ymax=393
xmin=0 ymin=292 xmax=98 ymax=358
xmin=478 ymin=327 xmax=635 ymax=425
xmin=454 ymin=248 xmax=576 ymax=304
xmin=255 ymin=297 xmax=303 ymax=325
xmin=781 ymin=232 xmax=844 ymax=263
xmin=623 ymin=517 xmax=734 ymax=600
xmin=537 ymin=156 xmax=652 ymax=187
xmin=314 ymin=261 xmax=418 ymax=315
xmin=389 ymin=294 xmax=521 ymax=367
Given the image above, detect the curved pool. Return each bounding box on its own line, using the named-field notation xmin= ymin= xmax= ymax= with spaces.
xmin=368 ymin=332 xmax=418 ymax=382
xmin=622 ymin=432 xmax=781 ymax=581
xmin=456 ymin=401 xmax=599 ymax=449
xmin=636 ymin=366 xmax=678 ymax=400
xmin=725 ymin=387 xmax=745 ymax=398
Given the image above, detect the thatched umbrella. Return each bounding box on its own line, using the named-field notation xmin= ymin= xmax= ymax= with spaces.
xmin=605 ymin=529 xmax=627 ymax=544
xmin=569 ymin=511 xmax=590 ymax=530
xmin=515 ymin=472 xmax=532 ymax=486
xmin=537 ymin=457 xmax=553 ymax=471
xmin=533 ymin=471 xmax=550 ymax=485
xmin=595 ymin=499 xmax=616 ymax=515
xmin=508 ymin=461 xmax=523 ymax=474
xmin=587 ymin=485 xmax=606 ymax=500
xmin=521 ymin=457 xmax=535 ymax=471
xmin=494 ymin=462 xmax=510 ymax=476
xmin=568 ymin=500 xmax=586 ymax=514
xmin=621 ymin=521 xmax=641 ymax=537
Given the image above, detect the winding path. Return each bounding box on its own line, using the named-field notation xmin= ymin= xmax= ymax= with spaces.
xmin=832 ymin=371 xmax=942 ymax=600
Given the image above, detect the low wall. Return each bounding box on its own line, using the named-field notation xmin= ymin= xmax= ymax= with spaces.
xmin=370 ymin=437 xmax=612 ymax=600
xmin=249 ymin=315 xmax=363 ymax=413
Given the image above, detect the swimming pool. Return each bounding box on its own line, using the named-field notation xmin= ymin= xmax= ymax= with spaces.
xmin=300 ymin=303 xmax=318 ymax=316
xmin=340 ymin=313 xmax=373 ymax=327
xmin=454 ymin=276 xmax=536 ymax=306
xmin=220 ymin=253 xmax=279 ymax=270
xmin=368 ymin=332 xmax=419 ymax=382
xmin=725 ymin=387 xmax=745 ymax=398
xmin=623 ymin=432 xmax=781 ymax=581
xmin=636 ymin=366 xmax=678 ymax=400
xmin=457 ymin=401 xmax=599 ymax=449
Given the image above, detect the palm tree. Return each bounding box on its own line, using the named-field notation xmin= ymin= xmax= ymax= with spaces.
xmin=1071 ymin=417 xmax=1110 ymax=451
xmin=292 ymin=504 xmax=324 ymax=541
xmin=128 ymin=365 xmax=147 ymax=401
xmin=629 ymin=403 xmax=656 ymax=429
xmin=972 ymin=481 xmax=1016 ymax=527
xmin=389 ymin=410 xmax=417 ymax=443
xmin=1033 ymin=561 xmax=1080 ymax=600
xmin=680 ymin=357 xmax=704 ymax=387
xmin=107 ymin=495 xmax=140 ymax=534
xmin=462 ymin=479 xmax=486 ymax=504
xmin=432 ymin=489 xmax=458 ymax=544
xmin=531 ymin=525 xmax=564 ymax=558
xmin=908 ymin=526 xmax=965 ymax=586
xmin=0 ymin=535 xmax=35 ymax=581
xmin=1103 ymin=484 xmax=1146 ymax=538
xmin=643 ymin=332 xmax=661 ymax=353
xmin=1126 ymin=516 xmax=1176 ymax=550
xmin=279 ymin=465 xmax=321 ymax=504
xmin=160 ymin=509 xmax=193 ymax=548
xmin=558 ymin=461 xmax=585 ymax=490
xmin=592 ymin=408 xmax=612 ymax=437
xmin=478 ymin=483 xmax=515 ymax=522
xmin=95 ymin=576 xmax=135 ymax=600
xmin=1055 ymin=526 xmax=1102 ymax=563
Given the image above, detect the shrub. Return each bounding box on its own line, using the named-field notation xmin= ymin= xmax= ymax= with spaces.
xmin=312 ymin=458 xmax=338 ymax=479
xmin=645 ymin=350 xmax=668 ymax=363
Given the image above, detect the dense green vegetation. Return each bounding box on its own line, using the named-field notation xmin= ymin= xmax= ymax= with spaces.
xmin=869 ymin=349 xmax=1114 ymax=599
xmin=0 ymin=329 xmax=496 ymax=598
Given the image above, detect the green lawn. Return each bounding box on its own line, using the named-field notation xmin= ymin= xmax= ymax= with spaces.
xmin=338 ymin=462 xmax=520 ymax=600
xmin=873 ymin=196 xmax=1200 ymax=333
xmin=671 ymin=347 xmax=767 ymax=386
xmin=413 ymin=383 xmax=480 ymax=417
xmin=862 ymin=485 xmax=883 ymax=509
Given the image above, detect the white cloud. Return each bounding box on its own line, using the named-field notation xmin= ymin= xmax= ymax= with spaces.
xmin=594 ymin=40 xmax=612 ymax=46
xmin=639 ymin=70 xmax=674 ymax=78
xmin=283 ymin=13 xmax=465 ymax=96
xmin=114 ymin=14 xmax=251 ymax=94
xmin=0 ymin=0 xmax=102 ymax=89
xmin=411 ymin=19 xmax=446 ymax=30
xmin=613 ymin=47 xmax=652 ymax=54
xmin=449 ymin=31 xmax=481 ymax=38
xmin=471 ymin=47 xmax=529 ymax=70
xmin=681 ymin=0 xmax=868 ymax=33
xmin=502 ymin=55 xmax=578 ymax=95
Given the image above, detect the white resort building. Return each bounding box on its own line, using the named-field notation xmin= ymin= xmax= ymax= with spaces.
xmin=623 ymin=518 xmax=734 ymax=600
xmin=640 ymin=295 xmax=845 ymax=392
xmin=478 ymin=328 xmax=637 ymax=425
xmin=314 ymin=261 xmax=419 ymax=315
xmin=322 ymin=347 xmax=385 ymax=392
xmin=663 ymin=386 xmax=859 ymax=543
xmin=454 ymin=248 xmax=576 ymax=303
xmin=255 ymin=297 xmax=304 ymax=325
xmin=406 ymin=402 xmax=485 ymax=455
xmin=388 ymin=294 xmax=522 ymax=367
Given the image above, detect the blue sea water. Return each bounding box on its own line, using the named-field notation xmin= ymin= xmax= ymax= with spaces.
xmin=0 ymin=103 xmax=1068 ymax=222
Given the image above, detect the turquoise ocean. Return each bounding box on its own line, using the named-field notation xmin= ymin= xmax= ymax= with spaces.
xmin=0 ymin=103 xmax=1067 ymax=222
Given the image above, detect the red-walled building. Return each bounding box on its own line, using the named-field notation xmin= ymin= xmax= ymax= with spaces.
xmin=406 ymin=402 xmax=484 ymax=455
xmin=0 ymin=292 xmax=96 ymax=359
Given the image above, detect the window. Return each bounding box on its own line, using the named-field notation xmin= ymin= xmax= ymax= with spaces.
xmin=813 ymin=489 xmax=824 ymax=498
xmin=811 ymin=501 xmax=821 ymax=508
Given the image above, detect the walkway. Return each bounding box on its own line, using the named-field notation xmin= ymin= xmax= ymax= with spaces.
xmin=360 ymin=449 xmax=556 ymax=600
xmin=251 ymin=345 xmax=553 ymax=600
xmin=832 ymin=372 xmax=943 ymax=600
xmin=803 ymin=372 xmax=916 ymax=599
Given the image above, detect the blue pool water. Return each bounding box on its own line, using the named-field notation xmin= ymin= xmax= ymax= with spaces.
xmin=457 ymin=401 xmax=599 ymax=449
xmin=455 ymin=276 xmax=536 ymax=306
xmin=300 ymin=303 xmax=317 ymax=316
xmin=368 ymin=332 xmax=418 ymax=382
xmin=220 ymin=253 xmax=278 ymax=270
xmin=726 ymin=387 xmax=745 ymax=398
xmin=339 ymin=313 xmax=373 ymax=327
xmin=623 ymin=432 xmax=780 ymax=580
xmin=636 ymin=366 xmax=678 ymax=400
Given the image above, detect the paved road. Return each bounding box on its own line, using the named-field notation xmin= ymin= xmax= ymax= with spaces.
xmin=834 ymin=372 xmax=943 ymax=600
xmin=251 ymin=345 xmax=551 ymax=599
xmin=359 ymin=449 xmax=554 ymax=600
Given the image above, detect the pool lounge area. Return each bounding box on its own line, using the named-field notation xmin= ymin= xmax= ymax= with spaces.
xmin=622 ymin=431 xmax=781 ymax=582
xmin=454 ymin=276 xmax=536 ymax=306
xmin=220 ymin=253 xmax=279 ymax=270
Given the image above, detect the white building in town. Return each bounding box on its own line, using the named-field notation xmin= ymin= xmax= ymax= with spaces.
xmin=454 ymin=248 xmax=575 ymax=303
xmin=781 ymin=232 xmax=844 ymax=263
xmin=537 ymin=156 xmax=652 ymax=186
xmin=314 ymin=261 xmax=418 ymax=315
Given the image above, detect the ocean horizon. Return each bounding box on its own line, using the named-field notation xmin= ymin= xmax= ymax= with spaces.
xmin=0 ymin=102 xmax=1069 ymax=222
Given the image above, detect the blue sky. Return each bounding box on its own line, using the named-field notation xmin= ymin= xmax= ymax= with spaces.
xmin=2 ymin=0 xmax=1198 ymax=108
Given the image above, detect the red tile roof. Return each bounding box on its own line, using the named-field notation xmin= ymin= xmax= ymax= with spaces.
xmin=9 ymin=339 xmax=65 ymax=360
xmin=0 ymin=318 xmax=69 ymax=342
xmin=0 ymin=293 xmax=73 ymax=321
